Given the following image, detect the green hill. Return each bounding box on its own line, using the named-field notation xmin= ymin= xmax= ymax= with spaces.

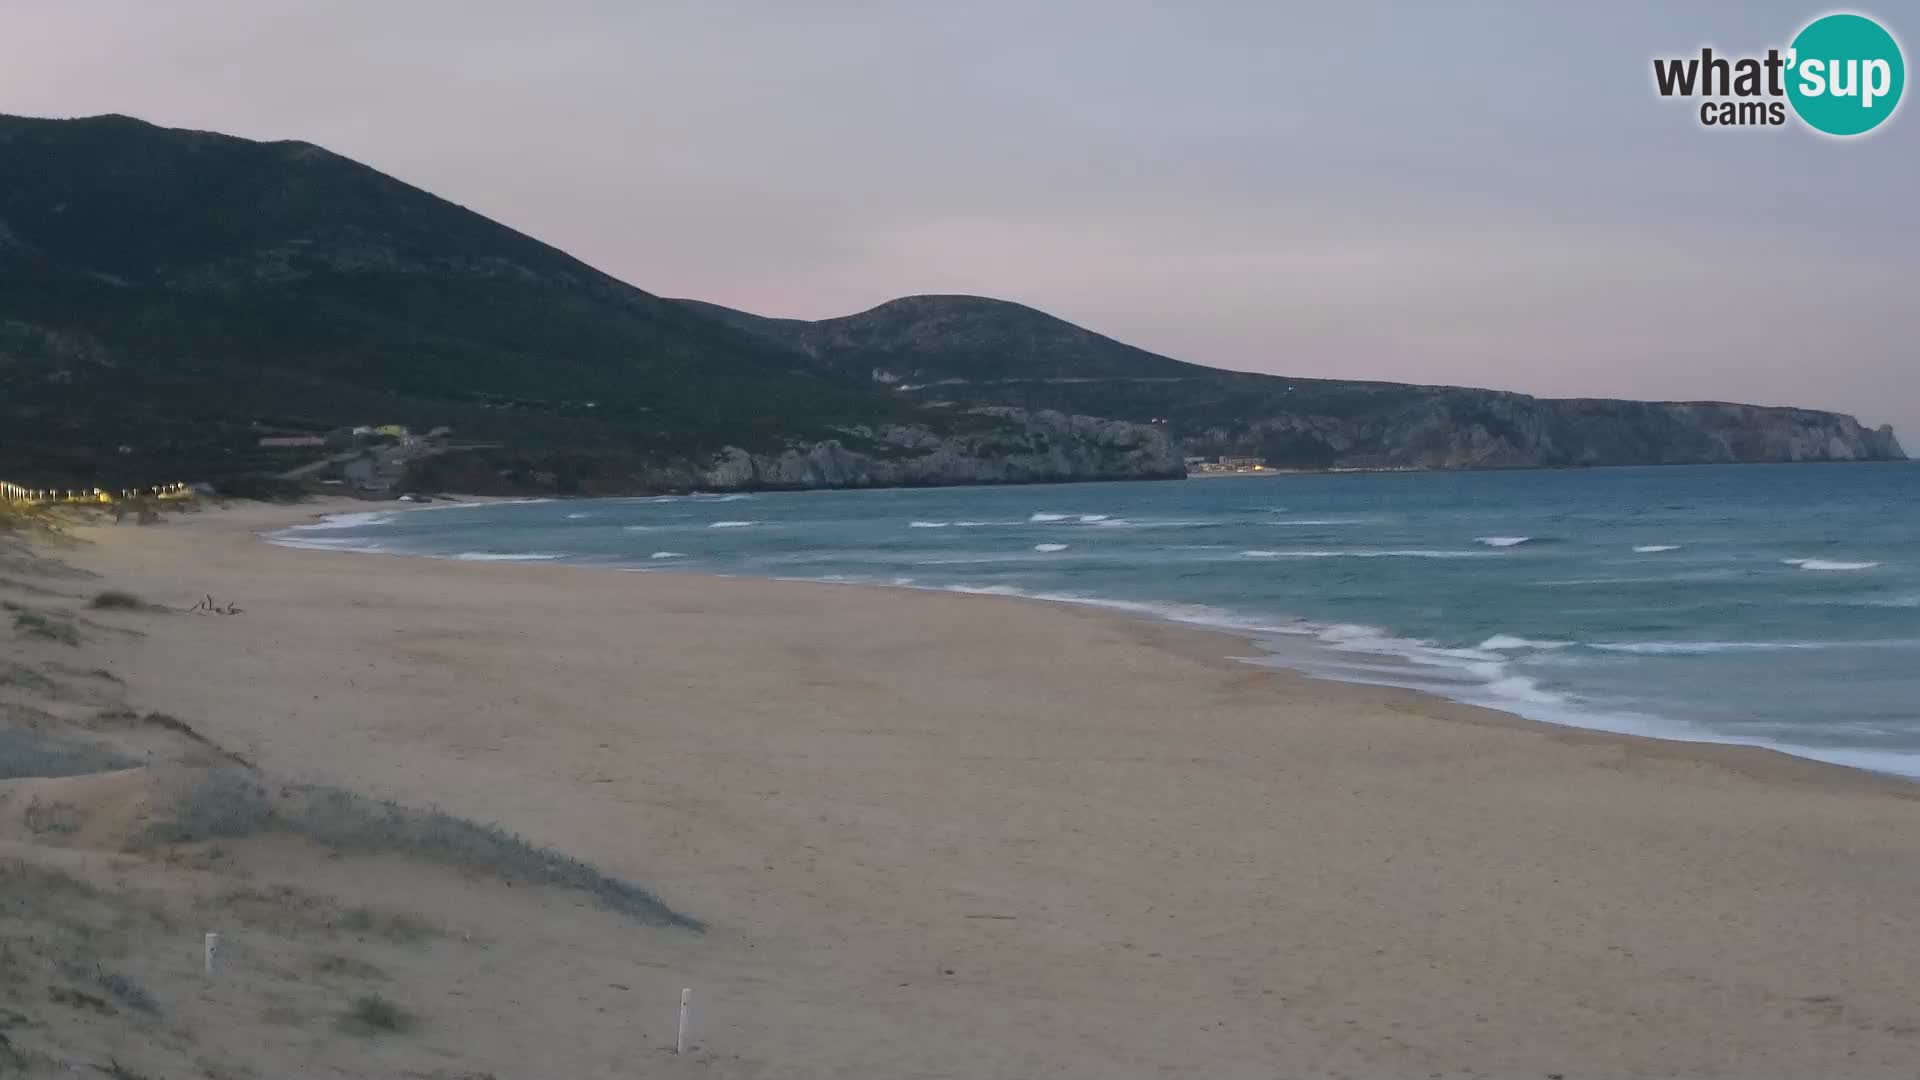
xmin=0 ymin=114 xmax=1056 ymax=491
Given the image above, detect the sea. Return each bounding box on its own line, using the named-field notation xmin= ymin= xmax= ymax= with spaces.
xmin=272 ymin=462 xmax=1920 ymax=778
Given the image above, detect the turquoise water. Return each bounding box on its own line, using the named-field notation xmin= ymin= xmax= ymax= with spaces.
xmin=275 ymin=463 xmax=1920 ymax=777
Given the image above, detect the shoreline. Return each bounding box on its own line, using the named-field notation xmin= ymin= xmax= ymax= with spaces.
xmin=34 ymin=497 xmax=1920 ymax=1076
xmin=266 ymin=495 xmax=1920 ymax=789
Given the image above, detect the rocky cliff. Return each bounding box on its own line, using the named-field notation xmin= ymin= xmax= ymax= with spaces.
xmin=407 ymin=410 xmax=1183 ymax=495
xmin=1205 ymin=391 xmax=1906 ymax=470
xmin=694 ymin=411 xmax=1183 ymax=488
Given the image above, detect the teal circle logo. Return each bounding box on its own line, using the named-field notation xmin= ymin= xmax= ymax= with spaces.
xmin=1786 ymin=13 xmax=1905 ymax=136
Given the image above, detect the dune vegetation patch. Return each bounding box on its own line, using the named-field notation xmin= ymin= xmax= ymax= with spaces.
xmin=141 ymin=771 xmax=699 ymax=929
xmin=11 ymin=608 xmax=80 ymax=646
xmin=336 ymin=992 xmax=415 ymax=1036
xmin=87 ymin=590 xmax=154 ymax=612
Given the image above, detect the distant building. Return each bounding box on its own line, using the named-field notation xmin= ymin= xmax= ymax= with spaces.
xmin=258 ymin=435 xmax=326 ymax=448
xmin=1218 ymin=456 xmax=1265 ymax=469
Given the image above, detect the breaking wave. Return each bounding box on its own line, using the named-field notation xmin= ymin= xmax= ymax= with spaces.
xmin=1782 ymin=558 xmax=1880 ymax=572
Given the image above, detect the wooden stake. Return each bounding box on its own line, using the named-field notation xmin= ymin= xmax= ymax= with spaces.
xmin=676 ymin=987 xmax=691 ymax=1054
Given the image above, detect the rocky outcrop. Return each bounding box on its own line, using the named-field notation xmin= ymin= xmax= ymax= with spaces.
xmin=672 ymin=411 xmax=1182 ymax=490
xmin=1198 ymin=391 xmax=1905 ymax=470
xmin=408 ymin=410 xmax=1184 ymax=495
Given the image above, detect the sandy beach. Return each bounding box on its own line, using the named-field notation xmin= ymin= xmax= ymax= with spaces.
xmin=10 ymin=497 xmax=1920 ymax=1078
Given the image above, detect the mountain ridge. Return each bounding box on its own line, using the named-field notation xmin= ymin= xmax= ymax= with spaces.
xmin=674 ymin=294 xmax=1906 ymax=470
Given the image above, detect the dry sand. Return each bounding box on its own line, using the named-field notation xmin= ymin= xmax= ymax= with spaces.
xmin=12 ymin=497 xmax=1920 ymax=1078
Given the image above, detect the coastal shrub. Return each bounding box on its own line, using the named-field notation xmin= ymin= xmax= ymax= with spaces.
xmin=338 ymin=993 xmax=414 ymax=1036
xmin=88 ymin=590 xmax=148 ymax=611
xmin=141 ymin=771 xmax=700 ymax=929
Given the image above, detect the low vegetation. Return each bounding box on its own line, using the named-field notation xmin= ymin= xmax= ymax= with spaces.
xmin=12 ymin=609 xmax=80 ymax=646
xmin=142 ymin=770 xmax=699 ymax=928
xmin=310 ymin=951 xmax=387 ymax=981
xmin=87 ymin=590 xmax=149 ymax=611
xmin=56 ymin=962 xmax=159 ymax=1015
xmin=0 ymin=660 xmax=61 ymax=694
xmin=337 ymin=993 xmax=414 ymax=1036
xmin=99 ymin=709 xmax=254 ymax=768
xmin=339 ymin=905 xmax=437 ymax=944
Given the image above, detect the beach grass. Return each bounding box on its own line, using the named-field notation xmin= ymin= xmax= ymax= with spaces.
xmin=142 ymin=770 xmax=700 ymax=929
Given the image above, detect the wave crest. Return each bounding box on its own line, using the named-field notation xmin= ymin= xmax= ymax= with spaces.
xmin=1782 ymin=558 xmax=1879 ymax=571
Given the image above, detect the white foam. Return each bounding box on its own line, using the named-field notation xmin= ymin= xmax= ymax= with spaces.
xmin=448 ymin=552 xmax=562 ymax=562
xmin=1587 ymin=638 xmax=1920 ymax=655
xmin=266 ymin=535 xmax=392 ymax=554
xmin=1077 ymin=514 xmax=1111 ymax=523
xmin=1028 ymin=512 xmax=1071 ymax=522
xmin=1268 ymin=518 xmax=1366 ymax=526
xmin=1783 ymin=558 xmax=1880 ymax=572
xmin=908 ymin=521 xmax=950 ymax=528
xmin=708 ymin=520 xmax=757 ymax=528
xmin=285 ymin=511 xmax=397 ymax=531
xmin=1034 ymin=543 xmax=1069 ymax=552
xmin=1633 ymin=544 xmax=1682 ymax=553
xmin=565 ymin=512 xmax=591 ymax=520
xmin=1479 ymin=634 xmax=1572 ymax=651
xmin=1090 ymin=518 xmax=1211 ymax=529
xmin=406 ymin=497 xmax=555 ymax=513
xmin=1476 ymin=536 xmax=1533 ymax=547
xmin=899 ymin=580 xmax=1920 ymax=781
xmin=649 ymin=551 xmax=686 ymax=560
xmin=931 ymin=584 xmax=1302 ymax=636
xmin=1238 ymin=549 xmax=1498 ymax=560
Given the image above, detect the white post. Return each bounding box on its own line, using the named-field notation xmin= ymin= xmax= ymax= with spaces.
xmin=204 ymin=932 xmax=220 ymax=975
xmin=676 ymin=987 xmax=691 ymax=1054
